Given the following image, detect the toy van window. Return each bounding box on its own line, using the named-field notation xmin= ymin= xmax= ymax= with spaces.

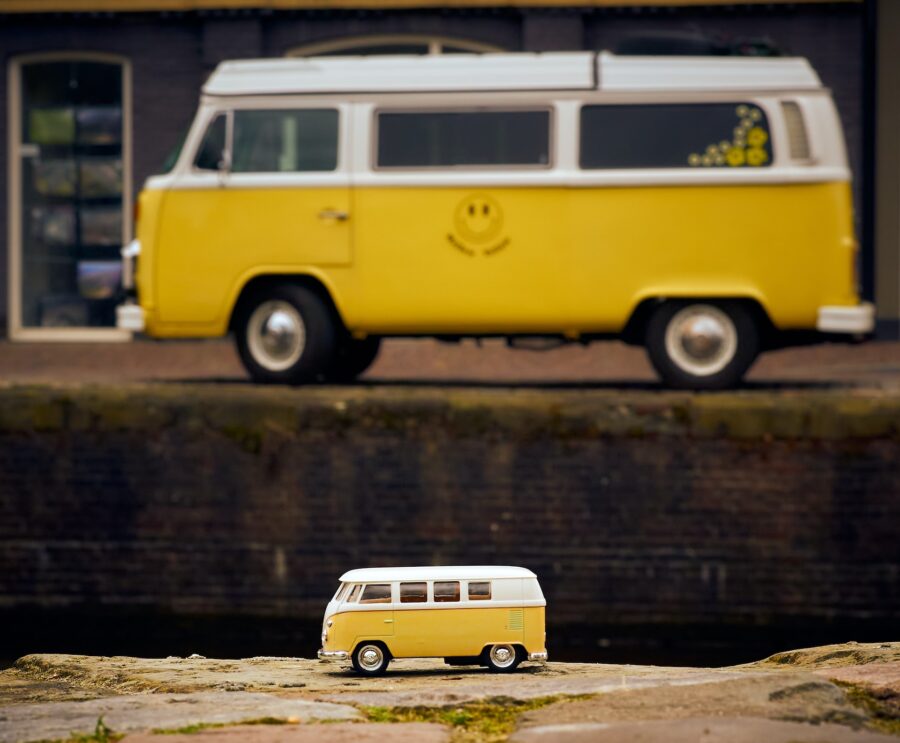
xmin=468 ymin=581 xmax=491 ymax=600
xmin=347 ymin=584 xmax=361 ymax=603
xmin=377 ymin=110 xmax=550 ymax=168
xmin=360 ymin=584 xmax=392 ymax=604
xmin=400 ymin=582 xmax=427 ymax=603
xmin=434 ymin=581 xmax=460 ymax=602
xmin=194 ymin=114 xmax=226 ymax=171
xmin=333 ymin=583 xmax=346 ymax=600
xmin=580 ymin=103 xmax=773 ymax=169
xmin=232 ymin=109 xmax=338 ymax=173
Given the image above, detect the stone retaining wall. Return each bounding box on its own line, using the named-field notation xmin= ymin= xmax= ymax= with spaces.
xmin=1 ymin=385 xmax=898 ymax=661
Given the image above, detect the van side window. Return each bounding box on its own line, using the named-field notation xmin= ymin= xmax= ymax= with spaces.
xmin=333 ymin=583 xmax=346 ymax=600
xmin=360 ymin=584 xmax=392 ymax=604
xmin=346 ymin=584 xmax=361 ymax=603
xmin=232 ymin=109 xmax=338 ymax=173
xmin=468 ymin=581 xmax=491 ymax=600
xmin=434 ymin=581 xmax=460 ymax=602
xmin=377 ymin=110 xmax=550 ymax=168
xmin=580 ymin=103 xmax=773 ymax=170
xmin=194 ymin=114 xmax=226 ymax=171
xmin=400 ymin=582 xmax=427 ymax=603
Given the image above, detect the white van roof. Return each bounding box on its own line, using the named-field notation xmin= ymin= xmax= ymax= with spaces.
xmin=339 ymin=565 xmax=537 ymax=582
xmin=203 ymin=51 xmax=822 ymax=97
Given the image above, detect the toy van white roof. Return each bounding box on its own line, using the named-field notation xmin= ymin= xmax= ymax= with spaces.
xmin=339 ymin=565 xmax=537 ymax=583
xmin=203 ymin=51 xmax=822 ymax=97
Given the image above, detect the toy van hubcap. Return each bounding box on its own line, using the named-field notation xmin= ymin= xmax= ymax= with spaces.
xmin=664 ymin=304 xmax=737 ymax=377
xmin=490 ymin=644 xmax=516 ymax=668
xmin=359 ymin=645 xmax=384 ymax=671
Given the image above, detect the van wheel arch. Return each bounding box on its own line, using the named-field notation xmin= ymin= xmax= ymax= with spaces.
xmin=622 ymin=296 xmax=775 ymax=347
xmin=229 ymin=274 xmax=346 ymax=335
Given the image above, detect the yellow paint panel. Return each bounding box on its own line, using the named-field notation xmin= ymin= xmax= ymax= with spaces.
xmin=144 ymin=181 xmax=857 ymax=337
xmin=324 ymin=606 xmax=546 ymax=658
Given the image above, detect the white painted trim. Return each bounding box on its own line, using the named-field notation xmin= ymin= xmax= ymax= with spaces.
xmin=7 ymin=51 xmax=133 ymax=341
xmin=340 ymin=565 xmax=536 ymax=582
xmin=332 ymin=600 xmax=546 ymax=616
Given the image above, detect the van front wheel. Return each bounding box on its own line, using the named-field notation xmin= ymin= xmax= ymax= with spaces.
xmin=235 ymin=285 xmax=336 ymax=384
xmin=484 ymin=644 xmax=522 ymax=673
xmin=352 ymin=642 xmax=390 ymax=676
xmin=645 ymin=301 xmax=759 ymax=390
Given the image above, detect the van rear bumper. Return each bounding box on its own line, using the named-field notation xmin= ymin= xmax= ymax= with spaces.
xmin=318 ymin=649 xmax=349 ymax=661
xmin=817 ymin=302 xmax=875 ymax=334
xmin=528 ymin=651 xmax=549 ymax=662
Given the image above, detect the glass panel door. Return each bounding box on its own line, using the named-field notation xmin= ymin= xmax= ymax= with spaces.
xmin=18 ymin=59 xmax=124 ymax=329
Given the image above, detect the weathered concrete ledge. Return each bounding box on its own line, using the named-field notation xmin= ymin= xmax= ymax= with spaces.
xmin=0 ymin=383 xmax=898 ymax=441
xmin=1 ymin=642 xmax=898 ymax=742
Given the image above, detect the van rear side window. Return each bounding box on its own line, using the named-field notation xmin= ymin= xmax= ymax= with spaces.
xmin=400 ymin=582 xmax=427 ymax=603
xmin=360 ymin=584 xmax=392 ymax=604
xmin=377 ymin=110 xmax=550 ymax=168
xmin=468 ymin=581 xmax=491 ymax=600
xmin=434 ymin=581 xmax=460 ymax=602
xmin=580 ymin=103 xmax=773 ymax=169
xmin=232 ymin=109 xmax=338 ymax=173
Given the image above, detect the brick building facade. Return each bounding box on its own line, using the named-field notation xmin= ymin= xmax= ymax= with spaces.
xmin=1 ymin=0 xmax=898 ymax=340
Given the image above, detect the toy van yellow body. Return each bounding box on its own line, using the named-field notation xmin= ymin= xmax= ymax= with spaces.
xmin=317 ymin=566 xmax=547 ymax=674
xmin=117 ymin=52 xmax=874 ymax=389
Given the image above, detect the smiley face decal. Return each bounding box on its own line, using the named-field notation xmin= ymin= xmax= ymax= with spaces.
xmin=447 ymin=193 xmax=510 ymax=257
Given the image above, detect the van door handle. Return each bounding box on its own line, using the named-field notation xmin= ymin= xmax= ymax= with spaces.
xmin=383 ymin=619 xmax=394 ymax=623
xmin=318 ymin=209 xmax=349 ymax=221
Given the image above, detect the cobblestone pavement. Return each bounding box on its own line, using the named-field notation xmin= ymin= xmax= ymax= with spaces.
xmin=0 ymin=338 xmax=898 ymax=388
xmin=0 ymin=643 xmax=897 ymax=743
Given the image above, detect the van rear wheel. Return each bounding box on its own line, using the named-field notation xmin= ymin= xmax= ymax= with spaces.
xmin=235 ymin=285 xmax=336 ymax=385
xmin=324 ymin=337 xmax=381 ymax=383
xmin=484 ymin=644 xmax=522 ymax=673
xmin=645 ymin=301 xmax=759 ymax=390
xmin=352 ymin=642 xmax=390 ymax=676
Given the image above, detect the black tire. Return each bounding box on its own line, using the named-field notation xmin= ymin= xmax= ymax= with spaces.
xmin=351 ymin=642 xmax=390 ymax=676
xmin=483 ymin=644 xmax=523 ymax=673
xmin=324 ymin=336 xmax=381 ymax=383
xmin=234 ymin=284 xmax=336 ymax=385
xmin=645 ymin=301 xmax=759 ymax=390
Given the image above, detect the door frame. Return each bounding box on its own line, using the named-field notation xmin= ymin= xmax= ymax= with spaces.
xmin=7 ymin=51 xmax=133 ymax=341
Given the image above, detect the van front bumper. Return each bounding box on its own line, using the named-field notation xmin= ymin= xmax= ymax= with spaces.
xmin=318 ymin=649 xmax=349 ymax=661
xmin=116 ymin=302 xmax=146 ymax=332
xmin=528 ymin=651 xmax=549 ymax=662
xmin=817 ymin=302 xmax=875 ymax=335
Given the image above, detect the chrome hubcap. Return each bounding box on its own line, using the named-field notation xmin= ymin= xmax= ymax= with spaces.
xmin=358 ymin=645 xmax=383 ymax=671
xmin=247 ymin=300 xmax=305 ymax=372
xmin=490 ymin=644 xmax=516 ymax=668
xmin=664 ymin=305 xmax=737 ymax=377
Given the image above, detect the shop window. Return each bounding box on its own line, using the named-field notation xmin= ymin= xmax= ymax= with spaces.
xmin=287 ymin=35 xmax=502 ymax=58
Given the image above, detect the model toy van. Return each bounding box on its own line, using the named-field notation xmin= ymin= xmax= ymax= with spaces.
xmin=317 ymin=566 xmax=548 ymax=675
xmin=118 ymin=51 xmax=874 ymax=389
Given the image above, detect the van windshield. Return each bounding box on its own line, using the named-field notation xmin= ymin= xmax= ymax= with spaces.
xmin=158 ymin=129 xmax=187 ymax=174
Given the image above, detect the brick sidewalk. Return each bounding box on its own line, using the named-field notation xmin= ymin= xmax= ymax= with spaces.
xmin=0 ymin=338 xmax=897 ymax=388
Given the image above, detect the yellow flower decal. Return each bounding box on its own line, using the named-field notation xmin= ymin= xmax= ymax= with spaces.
xmin=736 ymin=104 xmax=749 ymax=118
xmin=747 ymin=127 xmax=768 ymax=148
xmin=726 ymin=147 xmax=746 ymax=167
xmin=746 ymin=147 xmax=769 ymax=167
xmin=688 ymin=153 xmax=701 ymax=166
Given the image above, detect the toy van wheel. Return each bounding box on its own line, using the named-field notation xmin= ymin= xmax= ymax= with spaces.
xmin=352 ymin=642 xmax=390 ymax=676
xmin=645 ymin=301 xmax=759 ymax=390
xmin=484 ymin=644 xmax=522 ymax=673
xmin=235 ymin=285 xmax=336 ymax=385
xmin=324 ymin=336 xmax=381 ymax=383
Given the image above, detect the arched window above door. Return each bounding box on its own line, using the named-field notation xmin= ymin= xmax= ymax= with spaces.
xmin=287 ymin=35 xmax=504 ymax=57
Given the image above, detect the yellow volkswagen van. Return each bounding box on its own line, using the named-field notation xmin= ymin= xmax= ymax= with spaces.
xmin=118 ymin=51 xmax=874 ymax=389
xmin=317 ymin=566 xmax=547 ymax=675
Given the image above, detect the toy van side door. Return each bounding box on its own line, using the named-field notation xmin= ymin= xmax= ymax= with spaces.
xmin=347 ymin=583 xmax=394 ymax=647
xmin=155 ymin=105 xmax=351 ymax=327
